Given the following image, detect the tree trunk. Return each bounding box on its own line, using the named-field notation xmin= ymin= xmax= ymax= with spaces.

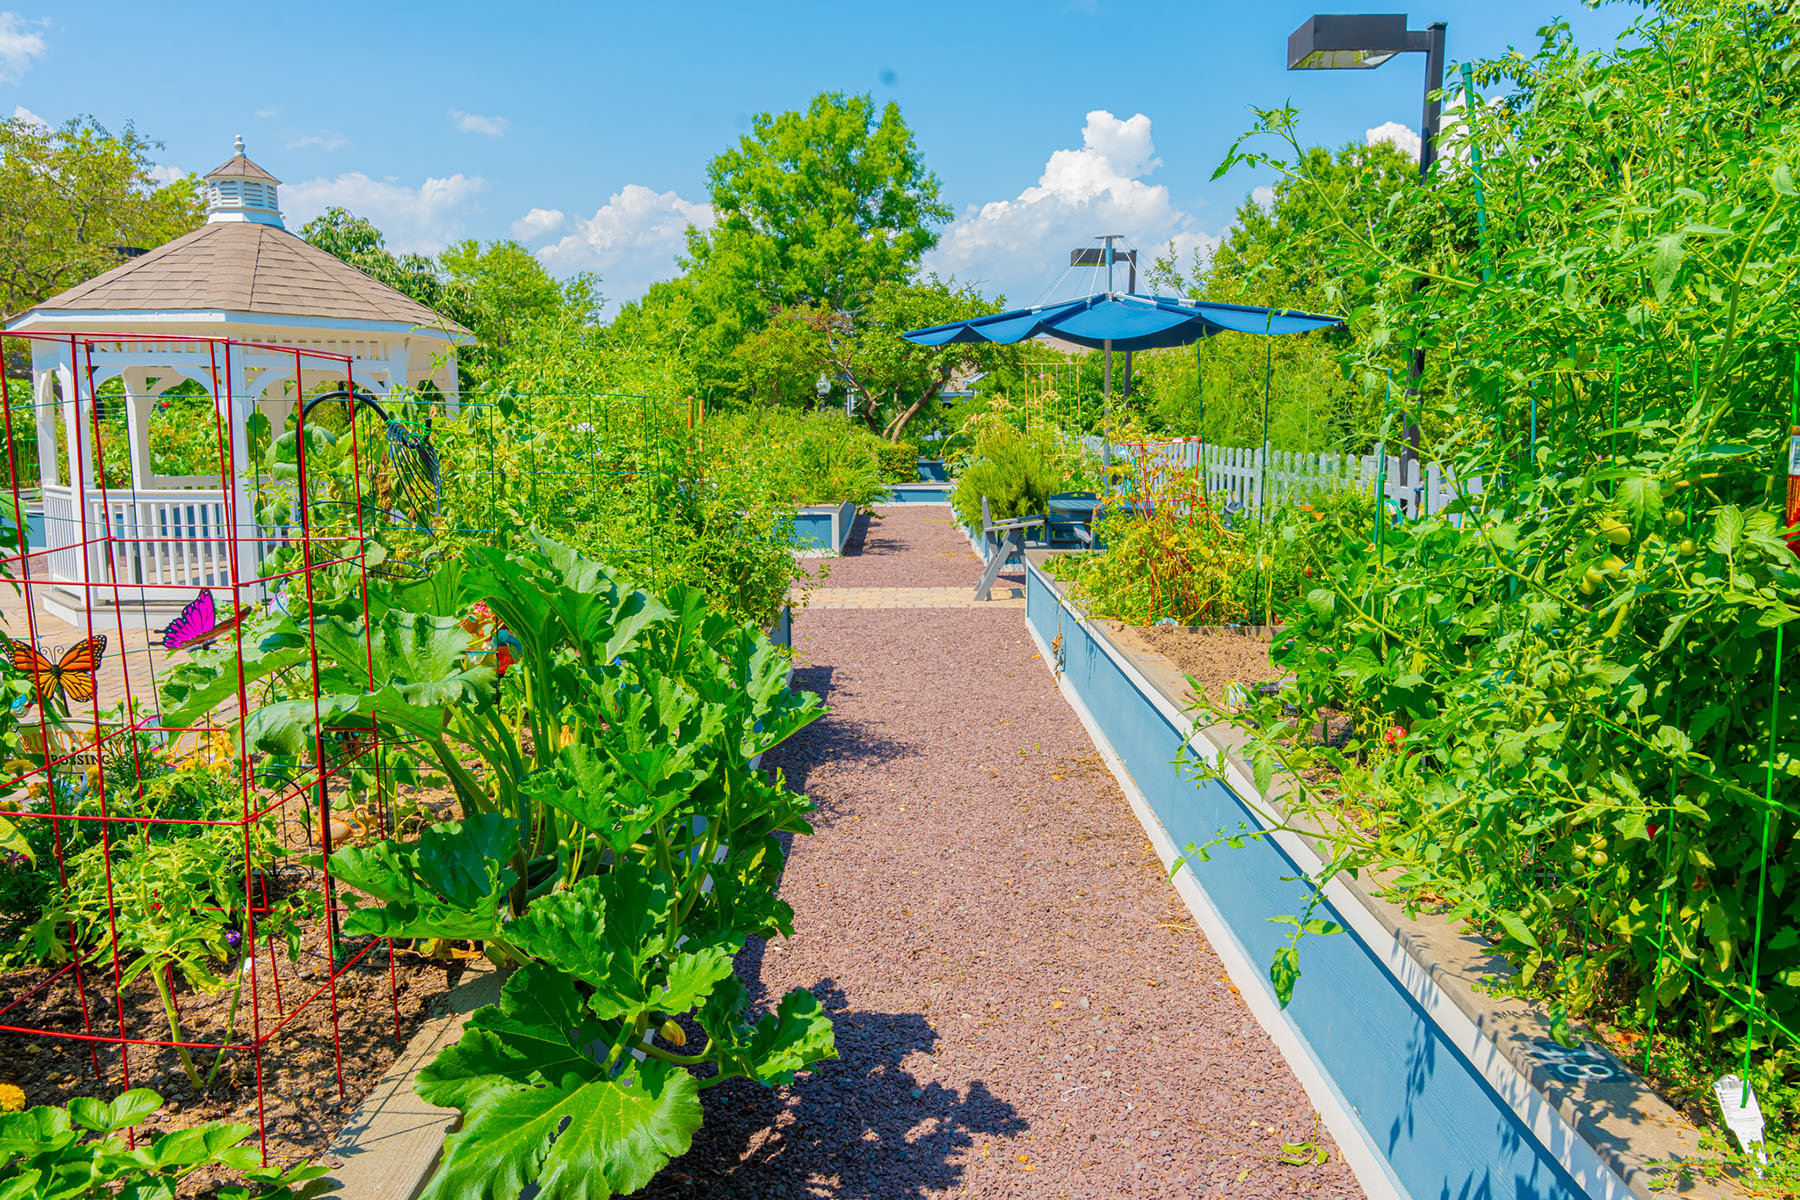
xmin=883 ymin=375 xmax=947 ymax=442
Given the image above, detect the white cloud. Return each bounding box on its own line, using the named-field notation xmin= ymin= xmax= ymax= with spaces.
xmin=10 ymin=103 xmax=46 ymax=130
xmin=537 ymin=184 xmax=713 ymax=310
xmin=148 ymin=163 xmax=187 ymax=186
xmin=286 ymin=132 xmax=349 ymax=151
xmin=1366 ymin=120 xmax=1421 ymax=160
xmin=255 ymin=106 xmax=281 ymax=120
xmin=511 ymin=207 xmax=566 ymax=241
xmin=450 ymin=110 xmax=509 ymax=137
xmin=282 ymin=171 xmax=485 ymax=254
xmin=0 ymin=13 xmax=48 ymax=85
xmin=1250 ymin=185 xmax=1275 ymax=210
xmin=923 ymin=110 xmax=1215 ymax=303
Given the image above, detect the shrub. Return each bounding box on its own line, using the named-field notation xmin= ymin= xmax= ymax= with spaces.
xmin=950 ymin=423 xmax=1064 ymax=528
xmin=872 ymin=438 xmax=920 ymax=483
xmin=705 ymin=408 xmax=889 ymax=509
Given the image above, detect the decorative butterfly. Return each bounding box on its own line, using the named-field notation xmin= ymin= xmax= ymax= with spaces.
xmin=6 ymin=636 xmax=107 ymax=712
xmin=160 ymin=591 xmax=250 ymax=653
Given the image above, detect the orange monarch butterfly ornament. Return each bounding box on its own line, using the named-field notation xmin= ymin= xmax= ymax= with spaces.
xmin=6 ymin=636 xmax=107 ymax=713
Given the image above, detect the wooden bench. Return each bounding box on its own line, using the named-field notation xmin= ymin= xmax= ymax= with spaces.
xmin=975 ymin=496 xmax=1046 ymax=602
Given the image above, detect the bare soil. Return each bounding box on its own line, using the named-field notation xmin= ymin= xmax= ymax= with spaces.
xmin=1117 ymin=625 xmax=1279 ymax=703
xmin=0 ymin=902 xmax=458 ymax=1195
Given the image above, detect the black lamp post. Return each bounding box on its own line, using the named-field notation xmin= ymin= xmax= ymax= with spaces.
xmin=1288 ymin=12 xmax=1446 ymax=500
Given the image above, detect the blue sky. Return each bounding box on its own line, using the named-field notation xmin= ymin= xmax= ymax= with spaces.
xmin=5 ymin=2 xmax=1640 ymax=311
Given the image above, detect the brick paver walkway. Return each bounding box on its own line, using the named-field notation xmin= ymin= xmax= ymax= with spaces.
xmin=800 ymin=585 xmax=1024 ymax=609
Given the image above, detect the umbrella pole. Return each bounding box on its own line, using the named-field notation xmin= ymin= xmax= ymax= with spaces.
xmin=1102 ymin=338 xmax=1113 ymax=480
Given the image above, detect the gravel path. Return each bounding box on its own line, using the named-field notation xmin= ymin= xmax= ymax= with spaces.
xmin=817 ymin=508 xmax=1021 ymax=590
xmin=646 ymin=533 xmax=1364 ymax=1199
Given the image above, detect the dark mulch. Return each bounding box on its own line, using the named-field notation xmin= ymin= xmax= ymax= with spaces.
xmin=642 ymin=608 xmax=1363 ymax=1199
xmin=819 ymin=510 xmax=1021 ymax=591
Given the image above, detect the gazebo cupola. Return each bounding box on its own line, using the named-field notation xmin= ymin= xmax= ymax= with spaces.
xmin=202 ymin=136 xmax=284 ymax=227
xmin=4 ymin=135 xmax=471 ymax=625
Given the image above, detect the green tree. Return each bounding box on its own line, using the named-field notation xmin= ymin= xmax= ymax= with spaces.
xmin=825 ymin=277 xmax=1009 ymax=441
xmin=439 ymin=238 xmax=602 ymax=377
xmin=728 ymin=276 xmax=1006 ymax=441
xmin=689 ymin=91 xmax=950 ymax=316
xmin=1136 ymin=141 xmax=1415 ymax=451
xmin=299 ymin=207 xmax=446 ymax=309
xmin=616 ymin=91 xmax=953 ymax=405
xmin=0 ymin=115 xmax=203 ymax=316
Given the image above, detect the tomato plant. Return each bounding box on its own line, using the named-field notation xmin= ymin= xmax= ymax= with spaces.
xmin=1197 ymin=0 xmax=1800 ymax=1131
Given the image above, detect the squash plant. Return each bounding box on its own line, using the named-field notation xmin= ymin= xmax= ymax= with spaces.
xmin=163 ymin=534 xmax=834 ymax=1195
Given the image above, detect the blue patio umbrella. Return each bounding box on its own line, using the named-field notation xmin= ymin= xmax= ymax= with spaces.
xmin=902 ymin=291 xmax=1344 ymax=351
xmin=904 ymin=290 xmax=1345 ymax=478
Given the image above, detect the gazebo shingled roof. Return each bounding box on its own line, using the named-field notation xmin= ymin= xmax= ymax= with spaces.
xmin=26 ymin=221 xmax=470 ymax=334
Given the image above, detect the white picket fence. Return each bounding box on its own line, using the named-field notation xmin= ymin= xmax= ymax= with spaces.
xmin=38 ymin=484 xmax=291 ymax=609
xmin=1078 ymin=437 xmax=1482 ymax=519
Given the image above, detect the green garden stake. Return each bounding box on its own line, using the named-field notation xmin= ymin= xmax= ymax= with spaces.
xmin=1744 ymin=353 xmax=1800 ymax=1084
xmin=1611 ymin=352 xmax=1619 ymax=496
xmin=1463 ymin=62 xmax=1494 ymax=284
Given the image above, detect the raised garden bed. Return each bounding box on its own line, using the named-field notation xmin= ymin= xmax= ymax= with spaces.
xmin=793 ymin=500 xmax=856 ymax=553
xmin=1022 ymin=552 xmax=1722 ymax=1200
xmin=881 ymin=482 xmax=952 ymax=503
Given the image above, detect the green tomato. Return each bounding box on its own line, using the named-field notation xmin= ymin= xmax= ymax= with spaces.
xmin=1590 ymin=850 xmax=1609 ymax=867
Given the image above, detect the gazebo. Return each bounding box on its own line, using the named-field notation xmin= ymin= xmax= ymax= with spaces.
xmin=4 ymin=136 xmax=471 ymax=624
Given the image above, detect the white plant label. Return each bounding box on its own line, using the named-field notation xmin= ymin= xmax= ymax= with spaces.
xmin=1713 ymin=1074 xmax=1768 ymax=1167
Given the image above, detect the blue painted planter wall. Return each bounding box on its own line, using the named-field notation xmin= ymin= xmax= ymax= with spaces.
xmin=1025 ymin=564 xmax=1587 ymax=1200
xmin=916 ymin=459 xmax=949 ymax=482
xmin=883 ymin=483 xmax=952 ymax=503
xmin=793 ymin=501 xmax=856 ymax=552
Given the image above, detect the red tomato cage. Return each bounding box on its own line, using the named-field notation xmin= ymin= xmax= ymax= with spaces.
xmin=0 ymin=331 xmax=407 ymax=1163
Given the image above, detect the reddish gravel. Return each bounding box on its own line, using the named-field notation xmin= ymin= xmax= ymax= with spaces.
xmin=817 ymin=508 xmax=1022 ymax=590
xmin=643 ymin=599 xmax=1366 ymax=1198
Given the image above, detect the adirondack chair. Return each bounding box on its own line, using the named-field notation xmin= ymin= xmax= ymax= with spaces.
xmin=975 ymin=496 xmax=1046 ymax=602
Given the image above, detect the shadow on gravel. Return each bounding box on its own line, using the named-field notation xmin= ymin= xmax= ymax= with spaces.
xmin=788 ymin=664 xmax=839 ymax=705
xmin=846 ymin=512 xmax=916 ymax=558
xmin=642 ymin=979 xmax=1026 ymax=1200
xmin=763 ymin=701 xmax=918 ymax=810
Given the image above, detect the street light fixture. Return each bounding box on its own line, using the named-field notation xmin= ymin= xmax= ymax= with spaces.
xmin=1288 ymin=11 xmax=1447 ymax=499
xmin=1067 ymin=236 xmax=1138 ymax=473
